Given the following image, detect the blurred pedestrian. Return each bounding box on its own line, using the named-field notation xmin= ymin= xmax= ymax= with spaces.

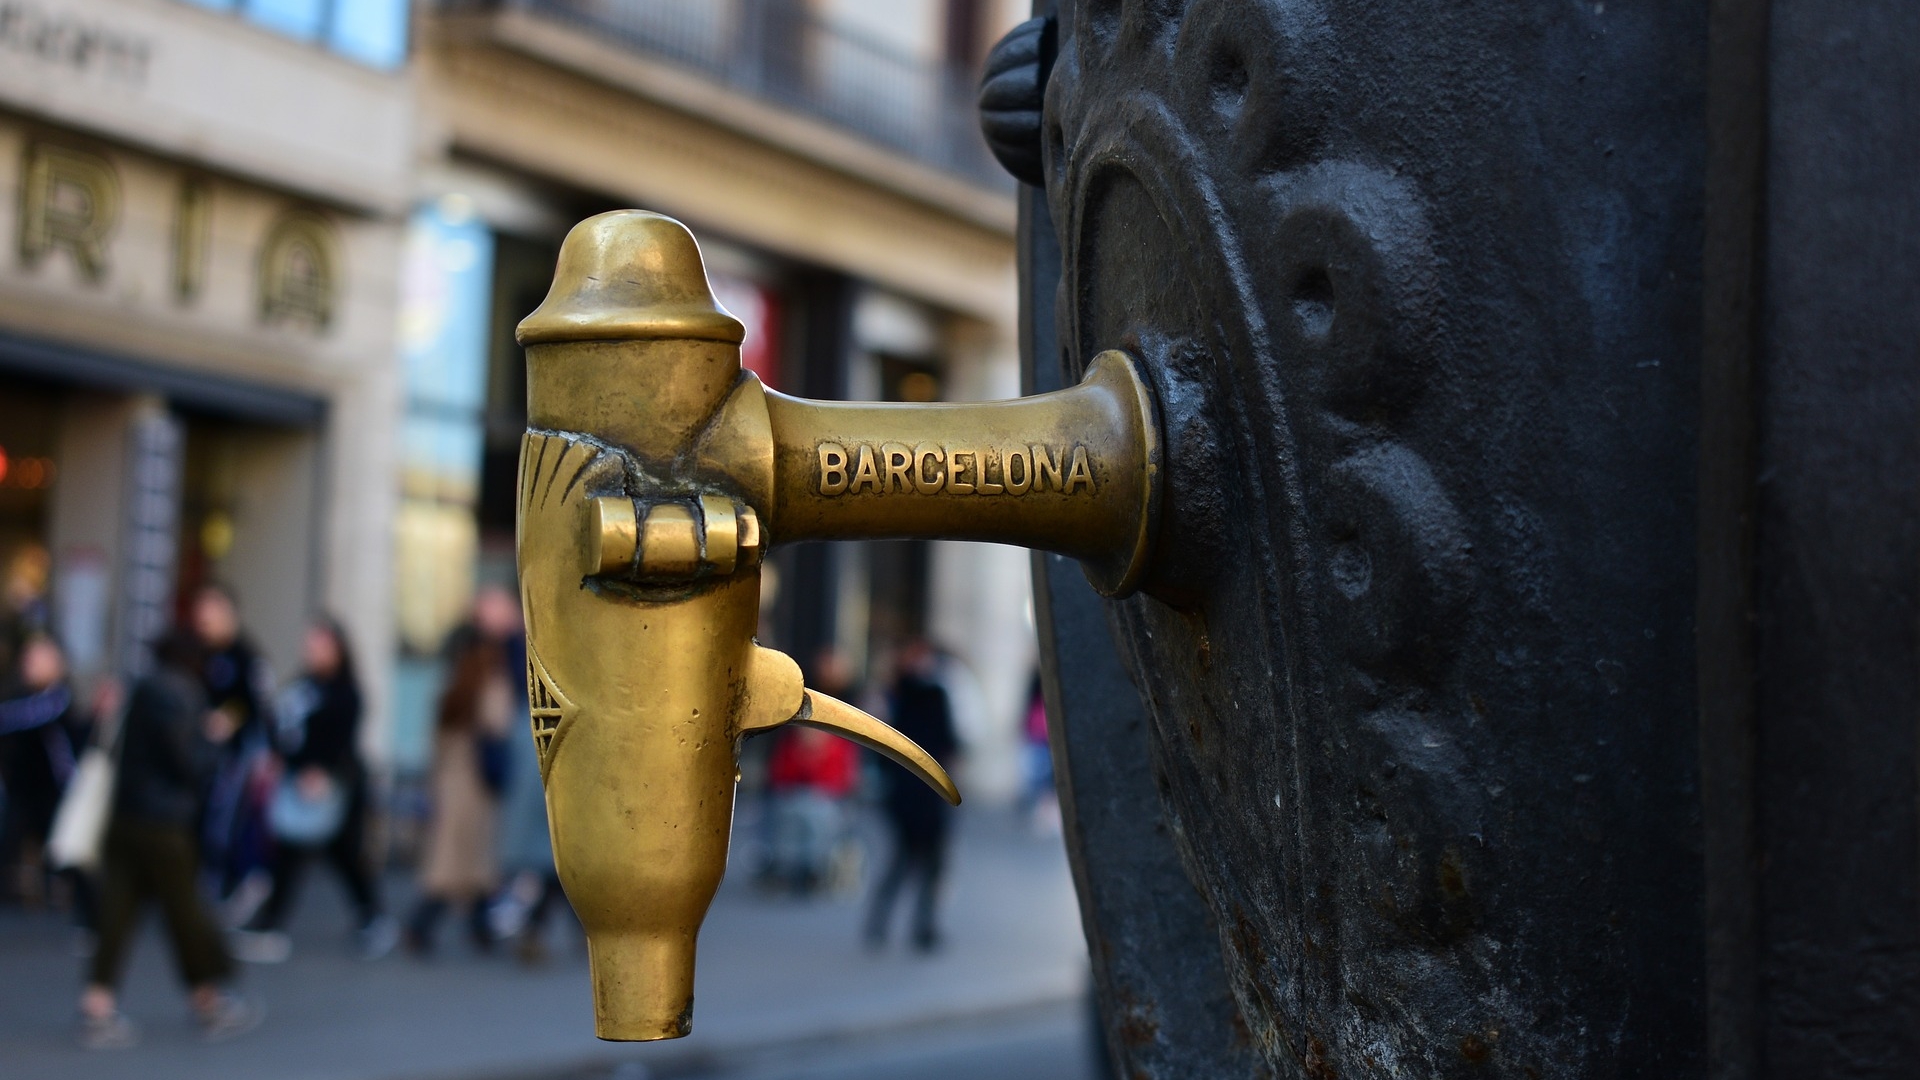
xmin=188 ymin=583 xmax=275 ymax=913
xmin=487 ymin=594 xmax=572 ymax=966
xmin=232 ymin=617 xmax=396 ymax=963
xmin=0 ymin=543 xmax=52 ymax=676
xmin=0 ymin=634 xmax=84 ymax=906
xmin=405 ymin=589 xmax=514 ymax=955
xmin=765 ymin=728 xmax=860 ymax=896
xmin=761 ymin=650 xmax=861 ymax=897
xmin=1020 ymin=673 xmax=1059 ymax=836
xmin=490 ymin=730 xmax=569 ymax=965
xmin=864 ymin=638 xmax=960 ymax=953
xmin=79 ymin=632 xmax=259 ymax=1050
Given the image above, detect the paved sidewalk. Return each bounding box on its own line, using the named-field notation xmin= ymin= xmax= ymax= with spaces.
xmin=564 ymin=997 xmax=1103 ymax=1080
xmin=0 ymin=807 xmax=1088 ymax=1080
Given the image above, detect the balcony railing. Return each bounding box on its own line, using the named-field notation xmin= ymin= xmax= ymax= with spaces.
xmin=487 ymin=0 xmax=1011 ymax=191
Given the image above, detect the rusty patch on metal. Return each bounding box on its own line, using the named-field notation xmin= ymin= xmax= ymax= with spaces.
xmin=1461 ymin=1029 xmax=1498 ymax=1063
xmin=1303 ymin=1034 xmax=1337 ymax=1080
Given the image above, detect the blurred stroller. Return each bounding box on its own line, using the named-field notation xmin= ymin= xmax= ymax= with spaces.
xmin=760 ymin=725 xmax=861 ymax=896
xmin=756 ymin=649 xmax=863 ymax=897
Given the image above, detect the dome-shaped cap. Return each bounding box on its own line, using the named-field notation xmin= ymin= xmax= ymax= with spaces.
xmin=516 ymin=210 xmax=746 ymax=346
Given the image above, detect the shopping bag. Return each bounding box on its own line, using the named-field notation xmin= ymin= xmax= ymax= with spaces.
xmin=268 ymin=773 xmax=346 ymax=845
xmin=47 ymin=746 xmax=115 ymax=871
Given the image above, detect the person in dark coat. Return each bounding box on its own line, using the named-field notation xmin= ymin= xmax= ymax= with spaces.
xmin=864 ymin=639 xmax=961 ymax=952
xmin=79 ymin=633 xmax=258 ymax=1050
xmin=0 ymin=634 xmax=82 ymax=905
xmin=190 ymin=583 xmax=274 ymax=905
xmin=233 ymin=617 xmax=394 ymax=962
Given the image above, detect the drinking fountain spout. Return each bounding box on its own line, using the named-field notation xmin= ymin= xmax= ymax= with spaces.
xmin=516 ymin=210 xmax=1159 ymax=1040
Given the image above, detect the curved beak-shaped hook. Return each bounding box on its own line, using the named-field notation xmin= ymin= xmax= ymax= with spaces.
xmin=791 ymin=689 xmax=961 ymax=806
xmin=736 ymin=644 xmax=959 ymax=806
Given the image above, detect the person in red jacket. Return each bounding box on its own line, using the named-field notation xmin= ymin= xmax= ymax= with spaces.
xmin=762 ymin=652 xmax=861 ymax=896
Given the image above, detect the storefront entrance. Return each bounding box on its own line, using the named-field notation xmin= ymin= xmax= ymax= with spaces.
xmin=0 ymin=346 xmax=326 ymax=688
xmin=0 ymin=377 xmax=62 ymax=673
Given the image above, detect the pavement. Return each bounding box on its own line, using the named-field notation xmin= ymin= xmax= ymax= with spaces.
xmin=0 ymin=805 xmax=1093 ymax=1080
xmin=557 ymin=998 xmax=1104 ymax=1080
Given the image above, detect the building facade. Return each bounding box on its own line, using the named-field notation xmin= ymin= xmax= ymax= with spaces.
xmin=1 ymin=0 xmax=1037 ymax=803
xmin=0 ymin=0 xmax=412 ymax=747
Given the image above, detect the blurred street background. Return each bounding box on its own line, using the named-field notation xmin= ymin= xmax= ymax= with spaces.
xmin=0 ymin=0 xmax=1107 ymax=1075
xmin=0 ymin=808 xmax=1099 ymax=1079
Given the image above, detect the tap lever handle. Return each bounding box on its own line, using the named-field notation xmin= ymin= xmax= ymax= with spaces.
xmin=794 ymin=687 xmax=960 ymax=799
xmin=791 ymin=689 xmax=961 ymax=806
xmin=793 ymin=689 xmax=961 ymax=806
xmin=734 ymin=647 xmax=960 ymax=805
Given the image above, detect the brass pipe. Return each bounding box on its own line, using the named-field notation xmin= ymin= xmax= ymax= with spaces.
xmin=765 ymin=353 xmax=1159 ymax=595
xmin=514 ymin=210 xmax=1163 ymax=1042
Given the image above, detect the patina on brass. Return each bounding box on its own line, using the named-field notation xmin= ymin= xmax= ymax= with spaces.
xmin=515 ymin=210 xmax=1161 ymax=1042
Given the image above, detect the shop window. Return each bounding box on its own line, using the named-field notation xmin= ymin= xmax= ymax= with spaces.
xmin=242 ymin=0 xmax=326 ymax=41
xmin=177 ymin=0 xmax=410 ymax=70
xmin=326 ymin=0 xmax=410 ymax=68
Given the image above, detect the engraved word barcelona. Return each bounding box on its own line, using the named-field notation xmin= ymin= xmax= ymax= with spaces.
xmin=815 ymin=442 xmax=1097 ymax=497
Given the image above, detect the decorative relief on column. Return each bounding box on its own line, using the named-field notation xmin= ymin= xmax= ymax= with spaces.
xmin=1045 ymin=1 xmax=1502 ymax=1074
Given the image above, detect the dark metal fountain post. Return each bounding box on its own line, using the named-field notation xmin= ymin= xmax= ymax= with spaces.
xmin=989 ymin=3 xmax=1920 ymax=1077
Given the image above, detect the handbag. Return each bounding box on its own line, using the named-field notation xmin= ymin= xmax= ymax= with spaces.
xmin=48 ymin=719 xmax=120 ymax=872
xmin=269 ymin=772 xmax=347 ymax=845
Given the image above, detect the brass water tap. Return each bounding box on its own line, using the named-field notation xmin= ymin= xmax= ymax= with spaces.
xmin=515 ymin=210 xmax=1161 ymax=1041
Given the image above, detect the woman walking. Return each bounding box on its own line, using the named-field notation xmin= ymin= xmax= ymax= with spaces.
xmin=405 ymin=620 xmax=511 ymax=955
xmin=233 ymin=617 xmax=395 ymax=962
